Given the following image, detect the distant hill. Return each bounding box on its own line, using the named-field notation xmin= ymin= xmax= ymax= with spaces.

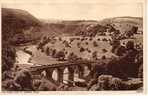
xmin=40 ymin=16 xmax=143 ymax=36
xmin=2 ymin=7 xmax=143 ymax=41
xmin=2 ymin=8 xmax=41 ymax=28
xmin=40 ymin=20 xmax=105 ymax=36
xmin=98 ymin=16 xmax=143 ymax=33
xmin=2 ymin=8 xmax=42 ymax=44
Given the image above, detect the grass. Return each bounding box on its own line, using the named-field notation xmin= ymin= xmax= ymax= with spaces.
xmin=16 ymin=34 xmax=143 ymax=66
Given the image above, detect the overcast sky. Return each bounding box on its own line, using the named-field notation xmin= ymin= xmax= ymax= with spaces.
xmin=2 ymin=2 xmax=143 ymax=20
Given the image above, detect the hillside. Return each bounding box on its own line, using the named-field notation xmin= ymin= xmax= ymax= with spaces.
xmin=41 ymin=16 xmax=143 ymax=37
xmin=98 ymin=16 xmax=143 ymax=33
xmin=2 ymin=8 xmax=143 ymax=40
xmin=40 ymin=20 xmax=106 ymax=36
xmin=2 ymin=8 xmax=42 ymax=44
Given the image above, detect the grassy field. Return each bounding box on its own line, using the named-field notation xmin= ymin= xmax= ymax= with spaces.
xmin=16 ymin=34 xmax=143 ymax=65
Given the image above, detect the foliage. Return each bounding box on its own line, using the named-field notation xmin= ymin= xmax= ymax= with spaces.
xmin=67 ymin=52 xmax=79 ymax=62
xmin=2 ymin=42 xmax=16 ymax=72
xmin=92 ymin=51 xmax=98 ymax=60
xmin=55 ymin=50 xmax=65 ymax=61
xmin=93 ymin=41 xmax=98 ymax=47
xmin=80 ymin=47 xmax=85 ymax=52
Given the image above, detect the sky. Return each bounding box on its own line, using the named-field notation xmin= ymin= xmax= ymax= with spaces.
xmin=2 ymin=2 xmax=143 ymax=20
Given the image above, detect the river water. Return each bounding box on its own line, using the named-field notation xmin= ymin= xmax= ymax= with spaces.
xmin=16 ymin=50 xmax=33 ymax=65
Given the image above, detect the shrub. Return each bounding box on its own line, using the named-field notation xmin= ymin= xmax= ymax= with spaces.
xmin=97 ymin=38 xmax=100 ymax=41
xmin=14 ymin=69 xmax=34 ymax=91
xmin=55 ymin=50 xmax=65 ymax=61
xmin=58 ymin=37 xmax=62 ymax=41
xmin=126 ymin=41 xmax=134 ymax=50
xmin=80 ymin=47 xmax=85 ymax=52
xmin=92 ymin=51 xmax=98 ymax=60
xmin=89 ymin=38 xmax=92 ymax=41
xmin=52 ymin=49 xmax=57 ymax=58
xmin=77 ymin=42 xmax=81 ymax=48
xmin=45 ymin=47 xmax=50 ymax=56
xmin=67 ymin=52 xmax=79 ymax=62
xmin=102 ymin=38 xmax=107 ymax=41
xmin=85 ymin=42 xmax=88 ymax=45
xmin=111 ymin=40 xmax=120 ymax=53
xmin=97 ymin=75 xmax=125 ymax=90
xmin=93 ymin=41 xmax=98 ymax=47
xmin=101 ymin=55 xmax=106 ymax=59
xmin=102 ymin=49 xmax=107 ymax=53
xmin=114 ymin=46 xmax=126 ymax=56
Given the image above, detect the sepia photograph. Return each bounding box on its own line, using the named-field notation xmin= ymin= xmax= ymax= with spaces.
xmin=0 ymin=0 xmax=145 ymax=93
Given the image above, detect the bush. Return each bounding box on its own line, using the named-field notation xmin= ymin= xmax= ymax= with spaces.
xmin=89 ymin=38 xmax=93 ymax=41
xmin=92 ymin=51 xmax=98 ymax=60
xmin=85 ymin=42 xmax=88 ymax=45
xmin=58 ymin=37 xmax=62 ymax=41
xmin=102 ymin=49 xmax=107 ymax=53
xmin=67 ymin=52 xmax=79 ymax=62
xmin=52 ymin=49 xmax=57 ymax=58
xmin=102 ymin=38 xmax=107 ymax=41
xmin=114 ymin=46 xmax=126 ymax=56
xmin=45 ymin=47 xmax=50 ymax=56
xmin=55 ymin=50 xmax=65 ymax=61
xmin=89 ymin=75 xmax=126 ymax=90
xmin=93 ymin=41 xmax=98 ymax=47
xmin=97 ymin=38 xmax=100 ymax=41
xmin=77 ymin=42 xmax=81 ymax=48
xmin=126 ymin=41 xmax=134 ymax=50
xmin=14 ymin=69 xmax=34 ymax=91
xmin=111 ymin=40 xmax=120 ymax=53
xmin=101 ymin=55 xmax=106 ymax=59
xmin=35 ymin=78 xmax=58 ymax=91
xmin=80 ymin=47 xmax=85 ymax=52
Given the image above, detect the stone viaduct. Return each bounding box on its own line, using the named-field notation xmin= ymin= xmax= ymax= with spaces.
xmin=29 ymin=61 xmax=97 ymax=85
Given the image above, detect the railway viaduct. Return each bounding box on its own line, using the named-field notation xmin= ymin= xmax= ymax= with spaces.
xmin=29 ymin=61 xmax=98 ymax=85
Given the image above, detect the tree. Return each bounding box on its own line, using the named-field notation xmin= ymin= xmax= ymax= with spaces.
xmin=92 ymin=51 xmax=98 ymax=60
xmin=126 ymin=41 xmax=134 ymax=50
xmin=93 ymin=41 xmax=98 ymax=47
xmin=89 ymin=37 xmax=93 ymax=41
xmin=126 ymin=26 xmax=138 ymax=38
xmin=46 ymin=47 xmax=50 ymax=56
xmin=131 ymin=26 xmax=138 ymax=34
xmin=85 ymin=42 xmax=88 ymax=45
xmin=52 ymin=49 xmax=57 ymax=58
xmin=58 ymin=37 xmax=62 ymax=41
xmin=97 ymin=38 xmax=100 ymax=41
xmin=125 ymin=41 xmax=138 ymax=63
xmin=80 ymin=47 xmax=85 ymax=52
xmin=55 ymin=50 xmax=65 ymax=61
xmin=2 ymin=43 xmax=16 ymax=72
xmin=102 ymin=49 xmax=108 ymax=53
xmin=77 ymin=42 xmax=81 ymax=48
xmin=67 ymin=52 xmax=79 ymax=62
xmin=111 ymin=40 xmax=120 ymax=53
xmin=114 ymin=46 xmax=126 ymax=56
